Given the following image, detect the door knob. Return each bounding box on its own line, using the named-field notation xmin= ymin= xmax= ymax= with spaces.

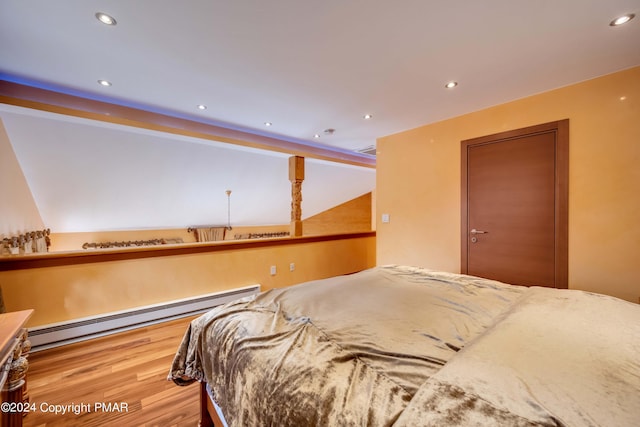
xmin=470 ymin=229 xmax=488 ymax=234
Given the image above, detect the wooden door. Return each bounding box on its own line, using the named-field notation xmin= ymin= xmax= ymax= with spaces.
xmin=461 ymin=120 xmax=568 ymax=288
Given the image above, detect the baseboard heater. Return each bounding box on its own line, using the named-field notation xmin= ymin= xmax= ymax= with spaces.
xmin=28 ymin=284 xmax=260 ymax=352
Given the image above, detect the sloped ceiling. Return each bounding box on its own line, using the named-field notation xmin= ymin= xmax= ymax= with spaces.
xmin=0 ymin=105 xmax=375 ymax=232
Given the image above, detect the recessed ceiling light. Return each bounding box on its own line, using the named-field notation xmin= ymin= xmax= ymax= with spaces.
xmin=363 ymin=114 xmax=373 ymax=120
xmin=264 ymin=122 xmax=272 ymax=127
xmin=610 ymin=13 xmax=635 ymax=26
xmin=197 ymin=104 xmax=207 ymax=110
xmin=95 ymin=12 xmax=117 ymax=26
xmin=445 ymin=81 xmax=458 ymax=89
xmin=97 ymin=79 xmax=112 ymax=87
xmin=313 ymin=134 xmax=320 ymax=139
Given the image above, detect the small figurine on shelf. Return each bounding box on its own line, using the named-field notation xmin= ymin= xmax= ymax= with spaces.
xmin=9 ymin=236 xmax=20 ymax=255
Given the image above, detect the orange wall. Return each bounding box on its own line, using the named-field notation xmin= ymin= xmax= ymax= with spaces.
xmin=377 ymin=66 xmax=639 ymax=303
xmin=0 ymin=234 xmax=376 ymax=327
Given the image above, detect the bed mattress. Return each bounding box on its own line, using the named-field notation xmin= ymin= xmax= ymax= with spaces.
xmin=170 ymin=265 xmax=640 ymax=426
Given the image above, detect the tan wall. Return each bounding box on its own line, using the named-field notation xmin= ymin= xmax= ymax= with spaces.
xmin=0 ymin=119 xmax=44 ymax=237
xmin=0 ymin=234 xmax=376 ymax=327
xmin=303 ymin=192 xmax=372 ymax=236
xmin=377 ymin=66 xmax=640 ymax=303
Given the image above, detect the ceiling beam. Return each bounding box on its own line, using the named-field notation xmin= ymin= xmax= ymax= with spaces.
xmin=0 ymin=80 xmax=375 ymax=168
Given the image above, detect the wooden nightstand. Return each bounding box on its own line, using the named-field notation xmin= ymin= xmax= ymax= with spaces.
xmin=0 ymin=310 xmax=33 ymax=427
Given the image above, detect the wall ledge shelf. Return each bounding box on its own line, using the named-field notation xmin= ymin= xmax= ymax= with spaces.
xmin=0 ymin=231 xmax=376 ymax=271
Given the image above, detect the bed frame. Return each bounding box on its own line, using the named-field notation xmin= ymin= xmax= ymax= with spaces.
xmin=199 ymin=382 xmax=225 ymax=427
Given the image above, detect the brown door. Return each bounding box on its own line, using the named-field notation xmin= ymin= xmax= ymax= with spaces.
xmin=461 ymin=120 xmax=568 ymax=288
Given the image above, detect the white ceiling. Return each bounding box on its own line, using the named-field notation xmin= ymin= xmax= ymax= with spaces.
xmin=1 ymin=1 xmax=639 ymax=152
xmin=0 ymin=1 xmax=639 ymax=234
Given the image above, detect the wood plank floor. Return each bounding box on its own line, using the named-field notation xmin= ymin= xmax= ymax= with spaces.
xmin=22 ymin=316 xmax=200 ymax=427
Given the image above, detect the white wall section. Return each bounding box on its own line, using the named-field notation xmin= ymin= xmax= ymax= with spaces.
xmin=0 ymin=106 xmax=375 ymax=233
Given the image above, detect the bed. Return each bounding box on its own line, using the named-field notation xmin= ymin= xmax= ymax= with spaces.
xmin=169 ymin=265 xmax=640 ymax=426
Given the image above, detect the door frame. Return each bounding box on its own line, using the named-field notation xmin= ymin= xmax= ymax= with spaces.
xmin=461 ymin=120 xmax=569 ymax=288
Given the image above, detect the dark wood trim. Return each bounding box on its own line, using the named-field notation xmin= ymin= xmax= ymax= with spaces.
xmin=0 ymin=80 xmax=375 ymax=168
xmin=555 ymin=119 xmax=570 ymax=288
xmin=199 ymin=383 xmax=215 ymax=427
xmin=461 ymin=142 xmax=470 ymax=276
xmin=460 ymin=120 xmax=569 ymax=288
xmin=0 ymin=231 xmax=376 ymax=271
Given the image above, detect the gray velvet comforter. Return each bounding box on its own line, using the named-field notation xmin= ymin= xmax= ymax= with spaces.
xmin=169 ymin=266 xmax=640 ymax=426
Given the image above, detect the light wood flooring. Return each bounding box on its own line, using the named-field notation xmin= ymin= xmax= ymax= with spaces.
xmin=22 ymin=316 xmax=200 ymax=427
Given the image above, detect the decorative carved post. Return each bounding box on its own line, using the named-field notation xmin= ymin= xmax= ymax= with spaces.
xmin=5 ymin=329 xmax=30 ymax=424
xmin=20 ymin=330 xmax=31 ymax=407
xmin=0 ymin=310 xmax=32 ymax=427
xmin=289 ymin=156 xmax=305 ymax=237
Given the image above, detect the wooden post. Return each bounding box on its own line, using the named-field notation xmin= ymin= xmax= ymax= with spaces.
xmin=289 ymin=156 xmax=305 ymax=237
